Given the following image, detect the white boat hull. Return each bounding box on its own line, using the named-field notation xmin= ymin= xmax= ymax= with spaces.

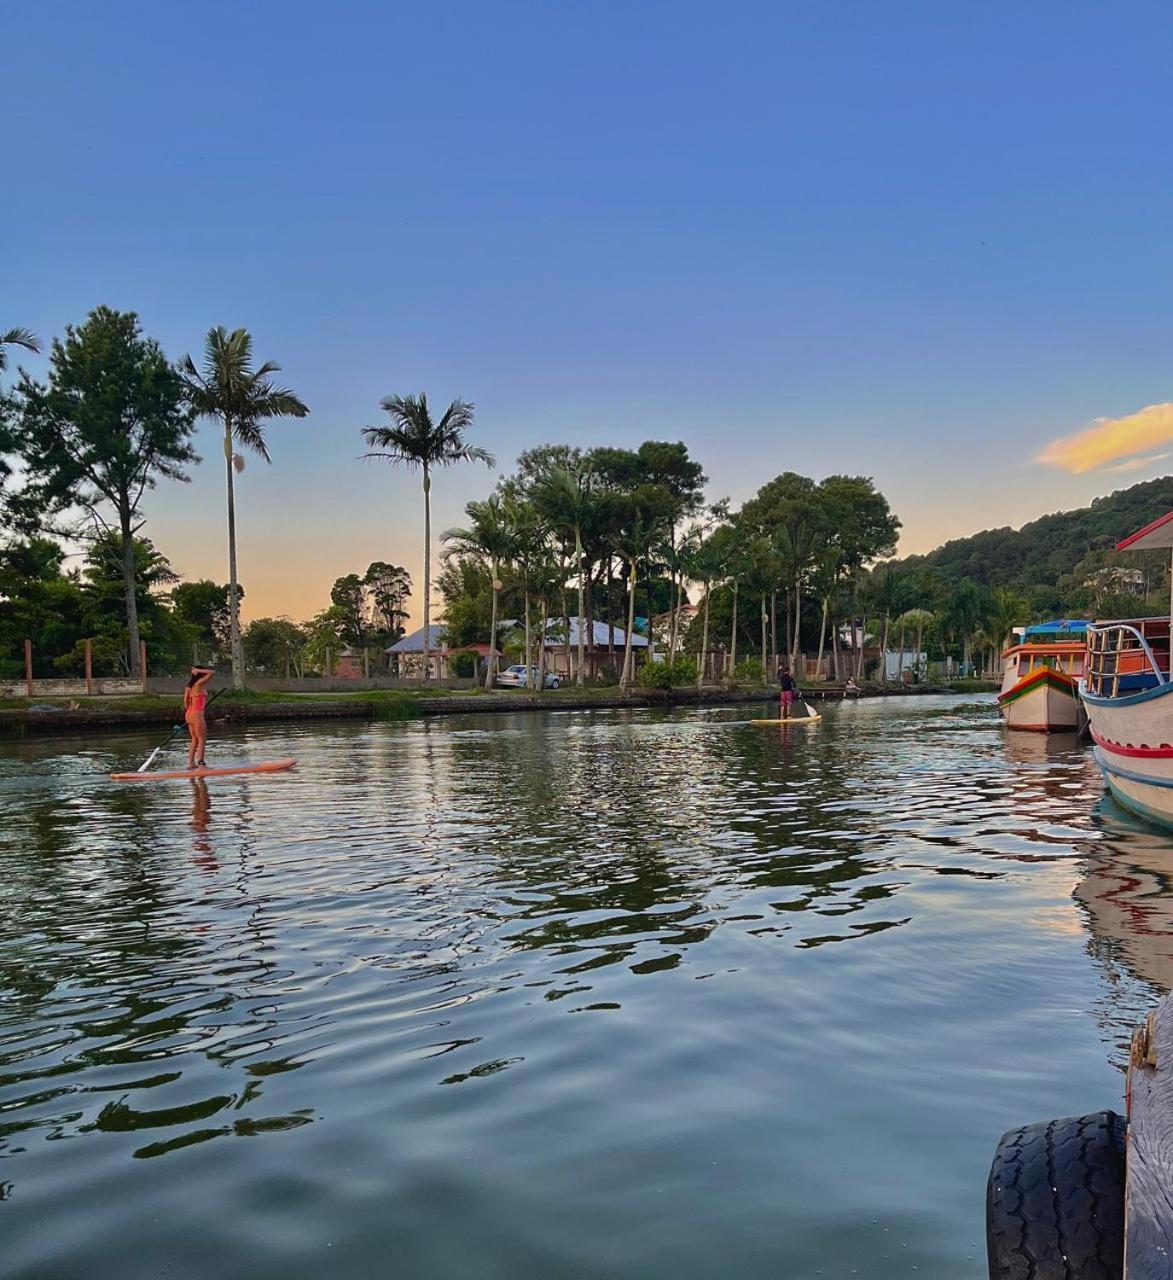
xmin=1081 ymin=679 xmax=1173 ymax=828
xmin=997 ymin=671 xmax=1078 ymax=732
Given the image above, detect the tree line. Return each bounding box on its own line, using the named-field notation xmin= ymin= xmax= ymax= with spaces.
xmin=1 ymin=310 xmax=307 ymax=687
xmin=10 ymin=308 xmax=1157 ymax=691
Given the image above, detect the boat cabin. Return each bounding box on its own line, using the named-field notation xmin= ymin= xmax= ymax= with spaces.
xmin=1084 ymin=616 xmax=1172 ymax=698
xmin=1002 ymin=621 xmax=1087 ymax=681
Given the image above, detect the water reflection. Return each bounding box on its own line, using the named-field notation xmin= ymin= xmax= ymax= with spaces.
xmin=0 ymin=700 xmax=1165 ymax=1279
xmin=189 ymin=778 xmax=216 ymax=872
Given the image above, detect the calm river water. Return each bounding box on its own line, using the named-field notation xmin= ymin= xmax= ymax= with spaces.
xmin=1 ymin=695 xmax=1169 ymax=1278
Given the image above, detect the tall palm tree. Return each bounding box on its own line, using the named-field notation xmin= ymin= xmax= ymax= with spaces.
xmin=362 ymin=395 xmax=494 ymax=683
xmin=899 ymin=608 xmax=934 ymax=683
xmin=981 ymin=587 xmax=1028 ymax=678
xmin=531 ymin=463 xmax=594 ymax=685
xmin=442 ymin=493 xmax=513 ymax=688
xmin=809 ymin=547 xmax=842 ymax=680
xmin=181 ymin=327 xmax=308 ymax=688
xmin=0 ymin=327 xmax=40 ymax=372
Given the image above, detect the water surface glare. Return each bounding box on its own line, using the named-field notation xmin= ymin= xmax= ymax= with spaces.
xmin=1 ymin=696 xmax=1168 ymax=1277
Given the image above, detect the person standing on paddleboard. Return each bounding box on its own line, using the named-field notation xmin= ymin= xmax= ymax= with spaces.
xmin=184 ymin=667 xmax=215 ymax=769
xmin=779 ymin=666 xmax=797 ymax=719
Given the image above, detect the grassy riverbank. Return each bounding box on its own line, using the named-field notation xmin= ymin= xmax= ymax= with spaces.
xmin=0 ymin=680 xmax=996 ymax=736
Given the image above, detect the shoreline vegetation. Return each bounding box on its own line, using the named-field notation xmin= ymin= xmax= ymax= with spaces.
xmin=9 ymin=312 xmax=1168 ymax=696
xmin=0 ymin=681 xmax=998 ymax=736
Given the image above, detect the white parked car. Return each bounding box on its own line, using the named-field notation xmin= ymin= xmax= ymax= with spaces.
xmin=497 ymin=665 xmax=560 ymax=689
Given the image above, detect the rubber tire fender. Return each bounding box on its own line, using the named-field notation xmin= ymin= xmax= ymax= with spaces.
xmin=986 ymin=1110 xmax=1125 ymax=1280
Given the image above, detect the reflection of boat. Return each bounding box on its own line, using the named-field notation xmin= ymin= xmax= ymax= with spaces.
xmin=1075 ymin=822 xmax=1173 ymax=993
xmin=997 ymin=621 xmax=1086 ymax=732
xmin=1080 ymin=513 xmax=1173 ymax=828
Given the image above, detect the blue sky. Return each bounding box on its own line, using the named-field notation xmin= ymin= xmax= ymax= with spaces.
xmin=6 ymin=2 xmax=1173 ymax=622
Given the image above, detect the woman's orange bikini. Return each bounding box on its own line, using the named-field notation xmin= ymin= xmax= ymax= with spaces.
xmin=184 ymin=667 xmax=215 ymax=769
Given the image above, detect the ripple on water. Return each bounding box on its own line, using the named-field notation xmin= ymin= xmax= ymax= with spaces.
xmin=0 ymin=698 xmax=1163 ymax=1278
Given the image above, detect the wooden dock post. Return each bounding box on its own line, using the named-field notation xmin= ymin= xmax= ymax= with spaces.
xmin=24 ymin=638 xmax=33 ymax=697
xmin=1127 ymin=997 xmax=1173 ymax=1278
xmin=84 ymin=639 xmax=93 ymax=695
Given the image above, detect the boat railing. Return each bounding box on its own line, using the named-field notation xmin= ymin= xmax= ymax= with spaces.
xmin=1085 ymin=621 xmax=1168 ymax=697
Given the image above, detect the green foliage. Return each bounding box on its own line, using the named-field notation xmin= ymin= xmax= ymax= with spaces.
xmin=364 ymin=561 xmax=411 ymax=640
xmin=171 ymin=579 xmax=236 ymax=656
xmin=639 ymin=659 xmax=674 ymax=689
xmin=732 ymin=657 xmax=765 ymax=684
xmin=451 ymin=650 xmax=476 ymax=678
xmin=638 ymin=657 xmax=698 ymax=689
xmin=330 ymin=573 xmax=368 ymax=648
xmin=243 ymin=617 xmax=307 ymax=675
xmin=669 ymin=656 xmax=697 ymax=684
xmin=898 ymin=475 xmax=1173 ymax=599
xmin=12 ymin=308 xmax=196 ymax=669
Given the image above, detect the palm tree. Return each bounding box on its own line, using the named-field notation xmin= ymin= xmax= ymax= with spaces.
xmin=942 ymin=578 xmax=989 ymax=676
xmin=899 ymin=608 xmax=934 ymax=683
xmin=809 ymin=547 xmax=842 ymax=680
xmin=531 ymin=463 xmax=595 ymax=686
xmin=181 ymin=327 xmax=308 ymax=689
xmin=981 ymin=587 xmax=1028 ymax=678
xmin=442 ymin=493 xmax=513 ymax=688
xmin=0 ymin=327 xmax=40 ymax=372
xmin=362 ymin=395 xmax=494 ymax=683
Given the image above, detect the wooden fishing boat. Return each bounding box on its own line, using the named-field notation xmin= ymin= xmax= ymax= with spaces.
xmin=1080 ymin=512 xmax=1173 ymax=830
xmin=996 ymin=620 xmax=1086 ymax=732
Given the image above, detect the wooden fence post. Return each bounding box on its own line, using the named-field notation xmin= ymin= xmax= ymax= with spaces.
xmin=24 ymin=638 xmax=33 ymax=697
xmin=84 ymin=639 xmax=93 ymax=695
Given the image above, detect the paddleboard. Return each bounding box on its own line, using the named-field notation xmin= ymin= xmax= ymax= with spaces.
xmin=750 ymin=716 xmax=821 ymax=725
xmin=111 ymin=757 xmax=297 ymax=782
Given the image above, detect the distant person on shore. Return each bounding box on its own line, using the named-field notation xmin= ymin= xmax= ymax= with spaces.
xmin=184 ymin=667 xmax=215 ymax=769
xmin=844 ymin=675 xmax=861 ymax=697
xmin=779 ymin=666 xmax=797 ymax=719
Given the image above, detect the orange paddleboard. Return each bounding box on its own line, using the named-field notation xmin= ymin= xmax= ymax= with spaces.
xmin=111 ymin=757 xmax=297 ymax=782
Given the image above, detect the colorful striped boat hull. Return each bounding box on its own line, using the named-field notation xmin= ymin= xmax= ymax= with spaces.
xmin=997 ymin=667 xmax=1078 ymax=732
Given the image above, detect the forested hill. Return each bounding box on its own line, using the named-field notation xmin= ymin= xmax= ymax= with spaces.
xmin=897 ymin=475 xmax=1173 ymax=591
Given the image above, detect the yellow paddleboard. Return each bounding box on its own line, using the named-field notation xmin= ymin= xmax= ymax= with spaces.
xmin=751 ymin=715 xmax=821 ymax=725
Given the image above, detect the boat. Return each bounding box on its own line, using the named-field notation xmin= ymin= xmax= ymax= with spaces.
xmin=111 ymin=758 xmax=297 ymax=782
xmin=1079 ymin=511 xmax=1173 ymax=828
xmin=996 ymin=620 xmax=1088 ymax=732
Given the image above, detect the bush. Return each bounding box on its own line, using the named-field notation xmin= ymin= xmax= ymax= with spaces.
xmin=639 ymin=657 xmax=699 ymax=689
xmin=670 ymin=657 xmax=698 ymax=685
xmin=732 ymin=657 xmax=764 ymax=684
xmin=639 ymin=659 xmax=674 ymax=689
xmin=451 ymin=651 xmax=477 ymax=678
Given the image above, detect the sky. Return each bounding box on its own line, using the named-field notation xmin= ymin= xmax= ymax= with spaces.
xmin=6 ymin=1 xmax=1173 ymax=627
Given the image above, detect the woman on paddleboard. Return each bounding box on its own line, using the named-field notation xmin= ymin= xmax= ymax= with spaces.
xmin=184 ymin=667 xmax=215 ymax=769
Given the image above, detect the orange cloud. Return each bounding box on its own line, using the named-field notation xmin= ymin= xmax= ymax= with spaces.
xmin=1037 ymin=402 xmax=1173 ymax=474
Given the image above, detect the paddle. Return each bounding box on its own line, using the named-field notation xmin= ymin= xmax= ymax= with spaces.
xmin=804 ymin=700 xmax=817 ymax=718
xmin=135 ymin=688 xmax=224 ymax=773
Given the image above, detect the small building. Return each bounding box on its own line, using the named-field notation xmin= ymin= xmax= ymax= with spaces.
xmin=335 ymin=647 xmax=365 ymax=679
xmin=385 ymin=626 xmax=502 ymax=678
xmin=500 ymin=616 xmax=649 ymax=679
xmin=386 ymin=625 xmax=452 ymax=678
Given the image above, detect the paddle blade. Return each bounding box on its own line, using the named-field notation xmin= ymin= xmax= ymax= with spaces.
xmin=804 ymin=701 xmax=817 ymax=718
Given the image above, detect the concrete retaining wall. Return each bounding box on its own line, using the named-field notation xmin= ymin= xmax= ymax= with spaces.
xmin=1 ymin=678 xmax=145 ymax=698
xmin=144 ymin=676 xmax=478 ymax=695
